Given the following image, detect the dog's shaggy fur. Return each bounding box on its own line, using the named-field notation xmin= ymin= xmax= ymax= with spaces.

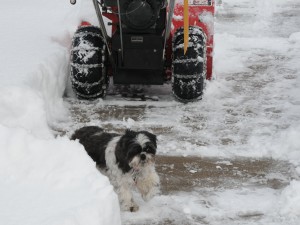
xmin=71 ymin=126 xmax=160 ymax=212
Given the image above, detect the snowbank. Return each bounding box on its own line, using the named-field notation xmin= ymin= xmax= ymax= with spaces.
xmin=0 ymin=125 xmax=120 ymax=225
xmin=0 ymin=0 xmax=121 ymax=224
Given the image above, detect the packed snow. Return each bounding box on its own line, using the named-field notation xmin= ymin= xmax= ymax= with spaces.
xmin=0 ymin=0 xmax=300 ymax=225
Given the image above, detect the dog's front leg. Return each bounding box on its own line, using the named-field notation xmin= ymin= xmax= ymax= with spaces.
xmin=135 ymin=165 xmax=160 ymax=201
xmin=108 ymin=173 xmax=139 ymax=212
xmin=116 ymin=176 xmax=139 ymax=212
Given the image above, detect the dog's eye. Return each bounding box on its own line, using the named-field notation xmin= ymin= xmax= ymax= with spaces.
xmin=145 ymin=147 xmax=154 ymax=153
xmin=143 ymin=143 xmax=156 ymax=154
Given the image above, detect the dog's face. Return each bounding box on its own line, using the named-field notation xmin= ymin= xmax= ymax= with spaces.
xmin=125 ymin=131 xmax=157 ymax=170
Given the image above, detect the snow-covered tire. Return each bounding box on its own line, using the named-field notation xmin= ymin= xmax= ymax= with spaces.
xmin=70 ymin=26 xmax=108 ymax=99
xmin=172 ymin=27 xmax=207 ymax=102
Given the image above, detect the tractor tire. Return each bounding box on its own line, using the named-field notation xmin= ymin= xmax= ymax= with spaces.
xmin=70 ymin=26 xmax=108 ymax=99
xmin=172 ymin=27 xmax=207 ymax=102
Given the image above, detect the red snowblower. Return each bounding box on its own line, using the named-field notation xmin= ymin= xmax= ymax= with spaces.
xmin=70 ymin=0 xmax=214 ymax=102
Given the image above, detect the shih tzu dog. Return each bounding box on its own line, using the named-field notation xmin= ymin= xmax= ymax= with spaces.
xmin=71 ymin=126 xmax=160 ymax=212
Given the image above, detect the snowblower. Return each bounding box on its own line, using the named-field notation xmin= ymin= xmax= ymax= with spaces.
xmin=69 ymin=0 xmax=214 ymax=102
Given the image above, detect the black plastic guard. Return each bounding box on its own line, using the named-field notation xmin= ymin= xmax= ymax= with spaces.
xmin=112 ymin=33 xmax=164 ymax=84
xmin=113 ymin=68 xmax=164 ymax=85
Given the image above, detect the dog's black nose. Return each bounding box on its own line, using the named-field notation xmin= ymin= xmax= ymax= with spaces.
xmin=140 ymin=153 xmax=146 ymax=161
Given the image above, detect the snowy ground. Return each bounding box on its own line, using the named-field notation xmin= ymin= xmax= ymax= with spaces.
xmin=1 ymin=0 xmax=300 ymax=225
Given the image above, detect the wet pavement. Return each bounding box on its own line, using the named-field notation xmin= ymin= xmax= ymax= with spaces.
xmin=156 ymin=156 xmax=294 ymax=193
xmin=58 ymin=98 xmax=296 ymax=196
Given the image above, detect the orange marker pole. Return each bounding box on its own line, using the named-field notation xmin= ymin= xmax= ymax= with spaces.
xmin=184 ymin=0 xmax=189 ymax=55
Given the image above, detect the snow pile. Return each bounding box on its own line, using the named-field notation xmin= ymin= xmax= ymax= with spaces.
xmin=0 ymin=125 xmax=120 ymax=225
xmin=280 ymin=180 xmax=300 ymax=218
xmin=0 ymin=0 xmax=121 ymax=225
xmin=289 ymin=32 xmax=300 ymax=43
xmin=0 ymin=86 xmax=52 ymax=138
xmin=270 ymin=125 xmax=300 ymax=168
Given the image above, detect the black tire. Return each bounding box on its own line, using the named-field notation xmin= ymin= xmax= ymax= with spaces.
xmin=172 ymin=26 xmax=207 ymax=102
xmin=70 ymin=26 xmax=108 ymax=99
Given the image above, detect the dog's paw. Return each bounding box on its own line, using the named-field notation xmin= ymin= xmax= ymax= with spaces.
xmin=121 ymin=201 xmax=139 ymax=212
xmin=130 ymin=204 xmax=139 ymax=212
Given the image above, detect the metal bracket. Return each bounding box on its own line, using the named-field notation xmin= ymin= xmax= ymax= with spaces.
xmin=117 ymin=0 xmax=124 ymax=64
xmin=163 ymin=0 xmax=176 ymax=60
xmin=92 ymin=0 xmax=116 ymax=69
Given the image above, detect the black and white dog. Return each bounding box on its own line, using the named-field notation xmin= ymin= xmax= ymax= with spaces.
xmin=71 ymin=126 xmax=160 ymax=212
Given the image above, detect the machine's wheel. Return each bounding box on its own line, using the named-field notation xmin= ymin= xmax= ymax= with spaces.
xmin=172 ymin=26 xmax=207 ymax=102
xmin=70 ymin=26 xmax=108 ymax=99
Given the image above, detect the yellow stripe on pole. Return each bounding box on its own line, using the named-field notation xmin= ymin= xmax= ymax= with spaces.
xmin=184 ymin=0 xmax=189 ymax=55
